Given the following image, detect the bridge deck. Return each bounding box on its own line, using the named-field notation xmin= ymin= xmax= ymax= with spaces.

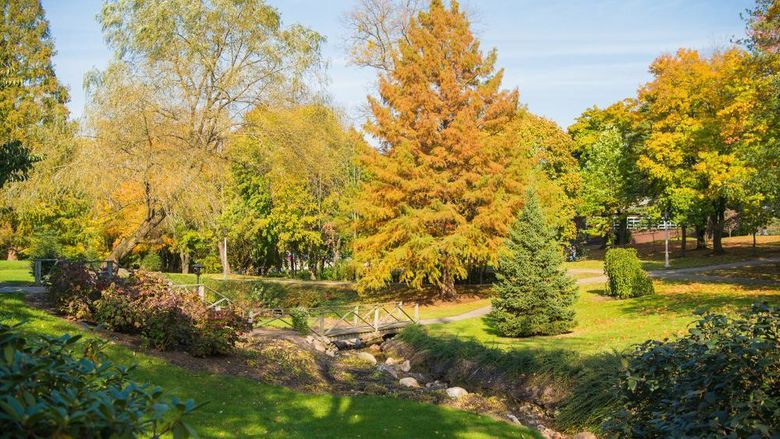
xmin=324 ymin=321 xmax=412 ymax=339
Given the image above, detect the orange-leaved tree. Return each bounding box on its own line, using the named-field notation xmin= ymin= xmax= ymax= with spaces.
xmin=354 ymin=0 xmax=520 ymax=298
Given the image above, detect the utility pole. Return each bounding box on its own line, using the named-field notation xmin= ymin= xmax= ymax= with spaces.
xmin=664 ymin=212 xmax=670 ymax=269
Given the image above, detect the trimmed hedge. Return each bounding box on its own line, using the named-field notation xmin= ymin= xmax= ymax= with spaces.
xmin=0 ymin=321 xmax=199 ymax=437
xmin=603 ymin=248 xmax=654 ymax=298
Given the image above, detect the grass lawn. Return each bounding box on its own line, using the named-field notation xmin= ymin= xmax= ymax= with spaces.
xmin=0 ymin=260 xmax=34 ymax=284
xmin=0 ymin=293 xmax=536 ymax=439
xmin=426 ymin=278 xmax=780 ymax=356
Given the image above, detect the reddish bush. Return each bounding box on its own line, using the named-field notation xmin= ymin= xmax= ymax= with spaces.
xmin=46 ymin=262 xmax=115 ymax=320
xmin=93 ymin=271 xmax=247 ymax=356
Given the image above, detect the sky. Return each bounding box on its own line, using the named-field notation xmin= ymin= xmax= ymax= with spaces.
xmin=42 ymin=0 xmax=753 ymax=129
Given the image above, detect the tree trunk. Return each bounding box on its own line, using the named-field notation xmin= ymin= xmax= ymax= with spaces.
xmin=753 ymin=231 xmax=757 ymax=255
xmin=180 ymin=251 xmax=190 ymax=274
xmin=440 ymin=265 xmax=457 ymax=300
xmin=6 ymin=247 xmax=17 ymax=261
xmin=712 ymin=199 xmax=726 ymax=255
xmin=695 ymin=223 xmax=707 ymax=250
xmin=218 ymin=238 xmax=230 ymax=276
xmin=680 ymin=224 xmax=687 ymax=257
xmin=108 ymin=210 xmax=166 ymax=262
xmin=616 ymin=216 xmax=630 ymax=245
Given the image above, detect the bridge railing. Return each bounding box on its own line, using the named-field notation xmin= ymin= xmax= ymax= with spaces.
xmin=249 ymin=302 xmax=420 ymax=337
xmin=169 ymin=283 xmax=233 ymax=310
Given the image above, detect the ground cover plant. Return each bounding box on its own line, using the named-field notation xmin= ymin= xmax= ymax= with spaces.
xmin=0 ymin=293 xmax=536 ymax=438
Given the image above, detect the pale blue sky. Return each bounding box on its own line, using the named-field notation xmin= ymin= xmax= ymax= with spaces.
xmin=42 ymin=0 xmax=752 ymax=129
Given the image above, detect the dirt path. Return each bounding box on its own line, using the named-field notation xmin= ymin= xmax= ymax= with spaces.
xmin=420 ymin=257 xmax=780 ymax=326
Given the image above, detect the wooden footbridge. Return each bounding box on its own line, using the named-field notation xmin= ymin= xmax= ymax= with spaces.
xmin=169 ymin=281 xmax=420 ymax=341
xmin=248 ymin=302 xmax=420 ymax=340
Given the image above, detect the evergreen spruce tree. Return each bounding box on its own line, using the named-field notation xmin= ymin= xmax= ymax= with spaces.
xmin=489 ymin=190 xmax=577 ymax=337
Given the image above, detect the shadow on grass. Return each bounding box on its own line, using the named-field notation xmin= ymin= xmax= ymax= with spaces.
xmin=617 ymin=279 xmax=780 ymax=317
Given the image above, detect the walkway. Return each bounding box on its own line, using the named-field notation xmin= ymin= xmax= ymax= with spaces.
xmin=420 ymin=257 xmax=780 ymax=326
xmin=0 ymin=284 xmax=45 ymax=294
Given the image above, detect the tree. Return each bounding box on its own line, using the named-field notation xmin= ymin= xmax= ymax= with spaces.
xmin=0 ymin=141 xmax=38 ymax=188
xmin=86 ymin=0 xmax=324 ymax=264
xmin=637 ymin=49 xmax=756 ymax=254
xmin=225 ymin=104 xmax=366 ymax=277
xmin=354 ymin=0 xmax=519 ymax=298
xmin=488 ymin=190 xmax=577 ymax=337
xmin=0 ymin=0 xmax=71 ymax=258
xmin=570 ymin=102 xmax=644 ymax=246
xmin=343 ymin=0 xmax=424 ymax=71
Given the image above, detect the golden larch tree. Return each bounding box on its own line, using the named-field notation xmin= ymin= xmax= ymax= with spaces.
xmin=355 ymin=0 xmax=519 ymax=298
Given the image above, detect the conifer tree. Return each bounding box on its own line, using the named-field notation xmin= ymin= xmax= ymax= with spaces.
xmin=354 ymin=0 xmax=519 ymax=298
xmin=489 ymin=190 xmax=577 ymax=337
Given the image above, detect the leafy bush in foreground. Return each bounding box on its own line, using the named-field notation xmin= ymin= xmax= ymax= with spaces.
xmin=603 ymin=248 xmax=653 ymax=298
xmin=605 ymin=303 xmax=780 ymax=438
xmin=0 ymin=321 xmax=199 ymax=438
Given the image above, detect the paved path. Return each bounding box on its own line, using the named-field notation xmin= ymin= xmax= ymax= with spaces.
xmin=0 ymin=284 xmax=45 ymax=294
xmin=419 ymin=257 xmax=780 ymax=326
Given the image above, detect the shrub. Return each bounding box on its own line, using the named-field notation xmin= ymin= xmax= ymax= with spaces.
xmin=605 ymin=303 xmax=780 ymax=437
xmin=489 ymin=190 xmax=577 ymax=337
xmin=46 ymin=261 xmax=112 ymax=320
xmin=95 ymin=271 xmax=247 ymax=356
xmin=0 ymin=321 xmax=198 ymax=437
xmin=141 ymin=252 xmax=163 ymax=271
xmin=289 ymin=307 xmax=310 ymax=334
xmin=603 ymin=248 xmax=654 ymax=298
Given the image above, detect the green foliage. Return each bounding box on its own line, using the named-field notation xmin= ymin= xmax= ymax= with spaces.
xmin=0 ymin=321 xmax=198 ymax=438
xmin=141 ymin=252 xmax=163 ymax=271
xmin=289 ymin=307 xmax=311 ymax=334
xmin=489 ymin=190 xmax=577 ymax=337
xmin=605 ymin=303 xmax=780 ymax=438
xmin=603 ymin=248 xmax=654 ymax=298
xmin=0 ymin=140 xmax=39 ymax=188
xmin=28 ymin=232 xmax=62 ymax=259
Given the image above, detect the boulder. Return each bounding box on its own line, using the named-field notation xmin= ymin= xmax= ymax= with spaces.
xmin=356 ymin=351 xmax=377 ymax=365
xmin=385 ymin=357 xmax=403 ymax=365
xmin=573 ymin=433 xmax=597 ymax=439
xmin=399 ymin=359 xmax=411 ymax=372
xmin=445 ymin=387 xmax=468 ymax=399
xmin=378 ymin=364 xmax=400 ymax=379
xmin=312 ymin=339 xmax=328 ymax=353
xmin=369 ymin=344 xmax=381 ymax=352
xmin=399 ymin=377 xmax=420 ymax=388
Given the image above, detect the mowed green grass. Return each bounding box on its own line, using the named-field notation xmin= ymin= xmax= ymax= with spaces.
xmin=0 ymin=260 xmax=34 ymax=284
xmin=427 ymin=279 xmax=780 ymax=356
xmin=0 ymin=294 xmax=536 ymax=439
